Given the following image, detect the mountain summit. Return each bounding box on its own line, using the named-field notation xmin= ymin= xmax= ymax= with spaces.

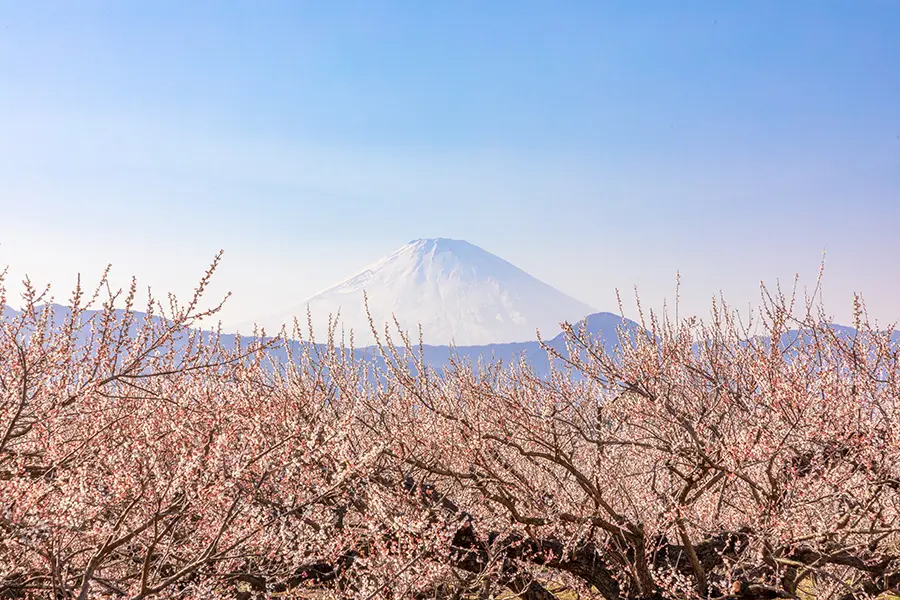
xmin=261 ymin=238 xmax=594 ymax=346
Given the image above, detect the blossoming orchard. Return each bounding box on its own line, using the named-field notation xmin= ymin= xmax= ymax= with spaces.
xmin=2 ymin=258 xmax=899 ymax=600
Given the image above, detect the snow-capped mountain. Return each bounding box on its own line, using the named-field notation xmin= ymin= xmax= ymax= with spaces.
xmin=258 ymin=238 xmax=595 ymax=346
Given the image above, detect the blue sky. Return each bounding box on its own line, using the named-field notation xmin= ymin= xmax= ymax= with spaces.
xmin=0 ymin=2 xmax=898 ymax=328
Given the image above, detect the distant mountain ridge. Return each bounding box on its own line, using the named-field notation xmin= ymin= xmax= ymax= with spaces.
xmin=3 ymin=302 xmax=899 ymax=379
xmin=256 ymin=238 xmax=596 ymax=346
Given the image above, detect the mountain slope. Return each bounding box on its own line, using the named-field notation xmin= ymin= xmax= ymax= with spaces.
xmin=259 ymin=238 xmax=595 ymax=346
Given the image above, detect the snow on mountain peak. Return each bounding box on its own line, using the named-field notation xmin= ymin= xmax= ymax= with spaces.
xmin=260 ymin=239 xmax=595 ymax=346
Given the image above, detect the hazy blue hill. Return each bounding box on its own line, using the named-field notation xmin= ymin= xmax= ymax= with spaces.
xmin=4 ymin=303 xmax=897 ymax=379
xmin=364 ymin=311 xmax=642 ymax=377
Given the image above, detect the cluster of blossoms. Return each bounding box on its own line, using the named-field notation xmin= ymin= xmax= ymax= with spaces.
xmin=2 ymin=259 xmax=899 ymax=600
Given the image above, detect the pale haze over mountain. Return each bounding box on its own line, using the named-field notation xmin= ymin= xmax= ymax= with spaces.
xmin=254 ymin=238 xmax=595 ymax=346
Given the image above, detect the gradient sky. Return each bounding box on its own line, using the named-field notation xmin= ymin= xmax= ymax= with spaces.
xmin=1 ymin=2 xmax=898 ymax=330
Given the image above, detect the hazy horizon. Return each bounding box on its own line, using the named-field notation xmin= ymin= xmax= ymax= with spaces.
xmin=1 ymin=2 xmax=898 ymax=330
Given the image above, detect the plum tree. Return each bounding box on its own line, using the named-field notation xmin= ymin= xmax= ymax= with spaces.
xmin=2 ymin=261 xmax=898 ymax=600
